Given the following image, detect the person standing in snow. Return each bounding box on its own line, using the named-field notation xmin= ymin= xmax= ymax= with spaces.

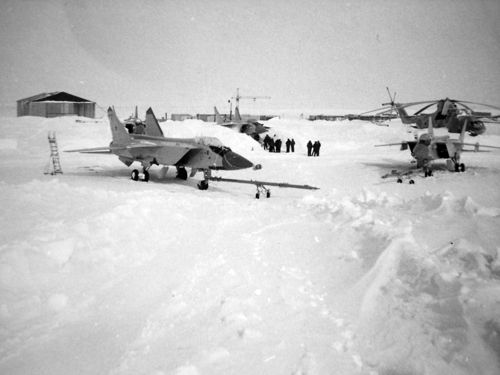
xmin=269 ymin=137 xmax=275 ymax=152
xmin=291 ymin=138 xmax=295 ymax=152
xmin=286 ymin=139 xmax=291 ymax=153
xmin=275 ymin=138 xmax=282 ymax=153
xmin=307 ymin=140 xmax=313 ymax=156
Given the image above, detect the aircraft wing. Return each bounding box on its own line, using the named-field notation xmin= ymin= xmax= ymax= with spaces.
xmin=461 ymin=142 xmax=500 ymax=150
xmin=65 ymin=143 xmax=163 ymax=154
xmin=374 ymin=142 xmax=408 ymax=147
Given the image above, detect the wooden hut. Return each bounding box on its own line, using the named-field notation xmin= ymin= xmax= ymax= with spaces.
xmin=17 ymin=92 xmax=95 ymax=118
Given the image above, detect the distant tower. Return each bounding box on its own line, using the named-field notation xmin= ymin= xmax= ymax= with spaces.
xmin=44 ymin=131 xmax=63 ymax=175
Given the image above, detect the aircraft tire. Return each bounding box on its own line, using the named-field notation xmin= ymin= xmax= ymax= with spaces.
xmin=409 ymin=180 xmax=415 ymax=184
xmin=460 ymin=163 xmax=465 ymax=172
xmin=131 ymin=169 xmax=139 ymax=181
xmin=256 ymin=193 xmax=260 ymax=199
xmin=397 ymin=178 xmax=402 ymax=183
xmin=197 ymin=180 xmax=209 ymax=190
xmin=143 ymin=170 xmax=149 ymax=182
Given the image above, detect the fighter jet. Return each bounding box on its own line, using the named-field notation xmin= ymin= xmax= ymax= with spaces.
xmin=66 ymin=107 xmax=259 ymax=190
xmin=376 ymin=117 xmax=500 ymax=181
xmin=214 ymin=106 xmax=269 ymax=141
xmin=123 ymin=106 xmax=146 ymax=134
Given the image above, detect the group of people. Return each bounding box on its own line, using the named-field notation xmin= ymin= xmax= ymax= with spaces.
xmin=262 ymin=135 xmax=321 ymax=156
xmin=262 ymin=135 xmax=296 ymax=153
xmin=307 ymin=140 xmax=321 ymax=157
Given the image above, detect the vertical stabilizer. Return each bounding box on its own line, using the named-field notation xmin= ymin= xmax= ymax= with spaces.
xmin=235 ymin=106 xmax=242 ymax=121
xmin=428 ymin=116 xmax=434 ymax=137
xmin=108 ymin=107 xmax=131 ymax=145
xmin=459 ymin=118 xmax=467 ymax=143
xmin=214 ymin=107 xmax=223 ymax=125
xmin=145 ymin=108 xmax=165 ymax=137
xmin=394 ymin=105 xmax=413 ymax=124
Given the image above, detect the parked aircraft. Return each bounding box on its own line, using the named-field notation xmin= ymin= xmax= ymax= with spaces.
xmin=214 ymin=106 xmax=268 ymax=141
xmin=365 ymin=88 xmax=500 ymax=136
xmin=66 ymin=107 xmax=259 ymax=190
xmin=123 ymin=106 xmax=146 ymax=135
xmin=376 ymin=117 xmax=500 ymax=181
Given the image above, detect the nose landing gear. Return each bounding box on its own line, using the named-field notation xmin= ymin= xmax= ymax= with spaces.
xmin=197 ymin=169 xmax=211 ymax=190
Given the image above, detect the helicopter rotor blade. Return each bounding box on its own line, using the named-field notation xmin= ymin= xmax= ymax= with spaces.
xmin=454 ymin=101 xmax=500 ymax=112
xmin=414 ymin=103 xmax=437 ymax=115
xmin=359 ymin=106 xmax=393 ymax=115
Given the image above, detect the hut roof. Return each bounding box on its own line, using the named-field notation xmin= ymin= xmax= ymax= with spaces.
xmin=17 ymin=92 xmax=93 ymax=103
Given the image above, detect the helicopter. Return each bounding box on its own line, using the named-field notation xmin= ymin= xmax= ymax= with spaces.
xmin=364 ymin=88 xmax=500 ymax=136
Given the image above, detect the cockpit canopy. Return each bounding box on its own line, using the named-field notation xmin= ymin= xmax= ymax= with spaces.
xmin=419 ymin=133 xmax=431 ymax=145
xmin=195 ymin=136 xmax=223 ymax=147
xmin=195 ymin=136 xmax=232 ymax=155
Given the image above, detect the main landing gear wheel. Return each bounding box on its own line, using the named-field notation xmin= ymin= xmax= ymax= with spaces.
xmin=131 ymin=169 xmax=149 ymax=182
xmin=131 ymin=169 xmax=139 ymax=181
xmin=455 ymin=163 xmax=465 ymax=172
xmin=424 ymin=170 xmax=433 ymax=177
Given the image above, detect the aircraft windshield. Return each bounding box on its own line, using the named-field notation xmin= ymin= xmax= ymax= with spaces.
xmin=209 ymin=145 xmax=232 ymax=155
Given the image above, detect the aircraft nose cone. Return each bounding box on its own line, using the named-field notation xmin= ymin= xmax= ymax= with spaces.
xmin=223 ymin=151 xmax=254 ymax=170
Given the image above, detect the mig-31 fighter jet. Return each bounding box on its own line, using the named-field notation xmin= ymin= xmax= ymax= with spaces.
xmin=66 ymin=107 xmax=259 ymax=190
xmin=214 ymin=106 xmax=269 ymax=141
xmin=376 ymin=116 xmax=500 ymax=183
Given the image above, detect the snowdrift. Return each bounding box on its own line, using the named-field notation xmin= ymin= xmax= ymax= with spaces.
xmin=1 ymin=115 xmax=500 ymax=375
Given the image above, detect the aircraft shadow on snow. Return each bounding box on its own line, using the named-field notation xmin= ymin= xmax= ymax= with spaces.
xmin=67 ymin=165 xmax=234 ymax=193
xmin=360 ymin=158 xmax=489 ymax=176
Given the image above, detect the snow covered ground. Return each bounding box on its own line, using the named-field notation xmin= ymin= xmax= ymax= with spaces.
xmin=1 ymin=114 xmax=500 ymax=375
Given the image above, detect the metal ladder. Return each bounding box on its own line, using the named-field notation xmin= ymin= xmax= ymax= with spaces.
xmin=44 ymin=131 xmax=63 ymax=175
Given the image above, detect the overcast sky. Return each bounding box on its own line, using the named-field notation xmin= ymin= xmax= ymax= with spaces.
xmin=1 ymin=0 xmax=499 ymax=116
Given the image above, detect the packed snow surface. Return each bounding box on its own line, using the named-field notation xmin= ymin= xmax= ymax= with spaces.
xmin=1 ymin=115 xmax=500 ymax=375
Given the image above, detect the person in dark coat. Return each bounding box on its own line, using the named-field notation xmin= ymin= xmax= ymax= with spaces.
xmin=291 ymin=139 xmax=295 ymax=152
xmin=275 ymin=138 xmax=282 ymax=153
xmin=286 ymin=139 xmax=291 ymax=153
xmin=313 ymin=140 xmax=321 ymax=156
xmin=307 ymin=140 xmax=313 ymax=156
xmin=263 ymin=134 xmax=271 ymax=150
xmin=269 ymin=137 xmax=275 ymax=152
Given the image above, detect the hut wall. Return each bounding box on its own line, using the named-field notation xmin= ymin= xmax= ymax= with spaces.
xmin=28 ymin=102 xmax=47 ymax=117
xmin=25 ymin=101 xmax=95 ymax=118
